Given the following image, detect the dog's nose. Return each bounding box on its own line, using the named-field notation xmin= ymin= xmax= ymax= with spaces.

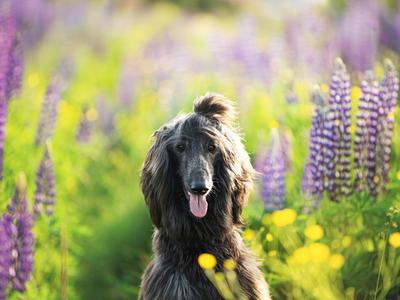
xmin=190 ymin=183 xmax=209 ymax=195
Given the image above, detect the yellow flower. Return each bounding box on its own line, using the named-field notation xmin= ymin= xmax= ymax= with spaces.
xmin=271 ymin=209 xmax=297 ymax=227
xmin=268 ymin=250 xmax=277 ymax=257
xmin=342 ymin=236 xmax=352 ymax=248
xmin=351 ymin=86 xmax=362 ymax=101
xmin=304 ymin=224 xmax=324 ymax=241
xmin=265 ymin=233 xmax=273 ymax=242
xmin=309 ymin=243 xmax=330 ymax=263
xmin=396 ymin=171 xmax=400 ymax=181
xmin=223 ymin=258 xmax=236 ymax=271
xmin=292 ymin=247 xmax=310 ymax=264
xmin=389 ymin=232 xmax=400 ymax=248
xmin=329 ymin=254 xmax=345 ymax=269
xmin=243 ymin=229 xmax=256 ymax=241
xmin=198 ymin=253 xmax=217 ymax=270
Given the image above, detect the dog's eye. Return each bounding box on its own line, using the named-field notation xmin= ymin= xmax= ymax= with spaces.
xmin=176 ymin=144 xmax=185 ymax=153
xmin=208 ymin=144 xmax=216 ymax=153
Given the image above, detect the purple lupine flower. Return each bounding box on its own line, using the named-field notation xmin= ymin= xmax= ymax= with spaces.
xmin=96 ymin=96 xmax=115 ymax=136
xmin=324 ymin=58 xmax=352 ymax=200
xmin=337 ymin=0 xmax=379 ymax=71
xmin=35 ymin=58 xmax=73 ymax=146
xmin=0 ymin=216 xmax=13 ymax=300
xmin=11 ymin=0 xmax=52 ymax=49
xmin=302 ymin=61 xmax=349 ymax=202
xmin=11 ymin=210 xmax=34 ymax=292
xmin=0 ymin=0 xmax=16 ymax=101
xmin=35 ymin=77 xmax=64 ymax=146
xmin=6 ymin=175 xmax=34 ymax=292
xmin=284 ymin=9 xmax=335 ymax=79
xmin=34 ymin=145 xmax=56 ymax=216
xmin=354 ymin=71 xmax=380 ymax=192
xmin=374 ymin=60 xmax=399 ymax=192
xmin=76 ymin=107 xmax=93 ymax=144
xmin=364 ymin=79 xmax=381 ymax=196
xmin=7 ymin=39 xmax=23 ymax=99
xmin=0 ymin=1 xmax=23 ymax=181
xmin=262 ymin=129 xmax=286 ymax=211
xmin=302 ymin=86 xmax=328 ymax=205
xmin=379 ymin=8 xmax=400 ymax=55
xmin=230 ymin=15 xmax=269 ymax=82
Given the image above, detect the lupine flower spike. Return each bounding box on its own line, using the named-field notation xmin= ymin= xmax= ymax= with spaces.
xmin=35 ymin=78 xmax=64 ymax=146
xmin=6 ymin=174 xmax=34 ymax=292
xmin=374 ymin=59 xmax=399 ymax=193
xmin=302 ymin=85 xmax=328 ymax=206
xmin=35 ymin=59 xmax=72 ymax=147
xmin=354 ymin=71 xmax=380 ymax=192
xmin=262 ymin=128 xmax=286 ymax=211
xmin=325 ymin=58 xmax=352 ymax=200
xmin=34 ymin=144 xmax=56 ymax=216
xmin=0 ymin=216 xmax=13 ymax=300
xmin=76 ymin=107 xmax=93 ymax=144
xmin=0 ymin=1 xmax=23 ymax=181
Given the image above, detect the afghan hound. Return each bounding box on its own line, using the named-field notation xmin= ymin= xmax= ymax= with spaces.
xmin=139 ymin=93 xmax=270 ymax=300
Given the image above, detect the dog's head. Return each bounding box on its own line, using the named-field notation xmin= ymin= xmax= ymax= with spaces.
xmin=141 ymin=93 xmax=254 ymax=236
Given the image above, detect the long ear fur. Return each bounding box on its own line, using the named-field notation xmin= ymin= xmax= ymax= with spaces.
xmin=140 ymin=128 xmax=175 ymax=228
xmin=193 ymin=93 xmax=236 ymax=125
xmin=232 ymin=155 xmax=254 ymax=225
xmin=221 ymin=129 xmax=255 ymax=225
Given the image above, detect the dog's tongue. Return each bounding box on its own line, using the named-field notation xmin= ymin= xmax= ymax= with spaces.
xmin=189 ymin=193 xmax=208 ymax=218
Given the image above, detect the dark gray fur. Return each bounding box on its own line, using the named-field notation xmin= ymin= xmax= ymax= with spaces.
xmin=139 ymin=93 xmax=270 ymax=300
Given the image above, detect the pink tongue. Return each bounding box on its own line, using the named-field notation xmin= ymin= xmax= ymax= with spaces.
xmin=189 ymin=193 xmax=208 ymax=218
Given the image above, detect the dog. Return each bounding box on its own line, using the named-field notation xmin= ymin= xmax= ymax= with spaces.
xmin=139 ymin=93 xmax=270 ymax=300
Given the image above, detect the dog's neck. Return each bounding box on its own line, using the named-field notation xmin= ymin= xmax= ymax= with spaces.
xmin=153 ymin=225 xmax=243 ymax=259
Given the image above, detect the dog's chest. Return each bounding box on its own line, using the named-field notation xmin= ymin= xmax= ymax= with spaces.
xmin=150 ymin=259 xmax=224 ymax=300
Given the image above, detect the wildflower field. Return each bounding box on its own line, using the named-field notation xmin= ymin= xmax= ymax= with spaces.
xmin=0 ymin=0 xmax=400 ymax=299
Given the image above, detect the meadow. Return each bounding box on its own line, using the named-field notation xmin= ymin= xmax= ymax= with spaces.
xmin=0 ymin=0 xmax=399 ymax=299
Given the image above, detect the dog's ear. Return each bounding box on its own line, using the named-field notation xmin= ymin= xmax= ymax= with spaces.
xmin=193 ymin=93 xmax=235 ymax=126
xmin=231 ymin=156 xmax=254 ymax=225
xmin=140 ymin=128 xmax=173 ymax=228
xmin=220 ymin=129 xmax=255 ymax=225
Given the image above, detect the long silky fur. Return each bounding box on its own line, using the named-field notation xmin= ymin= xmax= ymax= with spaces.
xmin=139 ymin=93 xmax=270 ymax=300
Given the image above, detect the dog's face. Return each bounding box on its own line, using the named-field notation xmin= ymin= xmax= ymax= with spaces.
xmin=141 ymin=93 xmax=254 ymax=236
xmin=172 ymin=125 xmax=217 ymax=218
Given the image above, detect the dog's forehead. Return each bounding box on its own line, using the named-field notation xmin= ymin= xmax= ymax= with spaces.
xmin=176 ymin=114 xmax=216 ymax=137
